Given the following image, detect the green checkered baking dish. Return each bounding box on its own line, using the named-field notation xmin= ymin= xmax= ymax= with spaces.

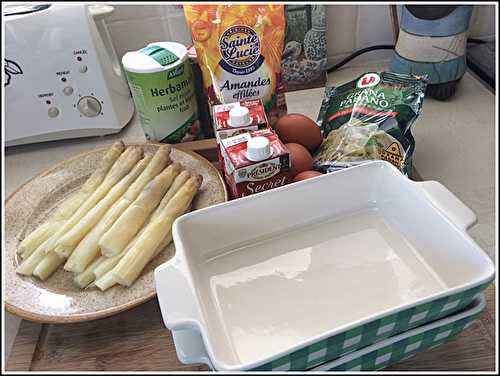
xmin=170 ymin=291 xmax=488 ymax=371
xmin=251 ymin=280 xmax=491 ymax=371
xmin=156 ymin=161 xmax=496 ymax=371
xmin=310 ymin=293 xmax=486 ymax=371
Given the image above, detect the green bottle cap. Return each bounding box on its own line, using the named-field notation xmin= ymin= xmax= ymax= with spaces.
xmin=140 ymin=45 xmax=179 ymax=66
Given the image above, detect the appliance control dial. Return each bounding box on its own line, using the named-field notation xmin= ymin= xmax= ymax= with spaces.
xmin=77 ymin=96 xmax=102 ymax=117
xmin=63 ymin=86 xmax=74 ymax=96
xmin=48 ymin=107 xmax=59 ymax=118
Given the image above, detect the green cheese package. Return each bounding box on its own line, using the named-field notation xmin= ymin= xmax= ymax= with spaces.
xmin=314 ymin=72 xmax=427 ymax=176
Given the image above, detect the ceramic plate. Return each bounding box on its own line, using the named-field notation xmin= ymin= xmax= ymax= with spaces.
xmin=5 ymin=143 xmax=228 ymax=323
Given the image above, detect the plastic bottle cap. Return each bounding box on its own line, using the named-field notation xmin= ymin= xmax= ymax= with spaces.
xmin=228 ymin=106 xmax=252 ymax=127
xmin=246 ymin=136 xmax=272 ymax=161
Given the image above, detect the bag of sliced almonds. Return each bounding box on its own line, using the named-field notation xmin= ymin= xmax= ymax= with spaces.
xmin=183 ymin=4 xmax=288 ymax=126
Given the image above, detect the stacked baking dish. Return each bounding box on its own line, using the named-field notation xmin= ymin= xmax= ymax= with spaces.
xmin=311 ymin=294 xmax=487 ymax=371
xmin=155 ymin=161 xmax=494 ymax=371
xmin=171 ymin=293 xmax=486 ymax=371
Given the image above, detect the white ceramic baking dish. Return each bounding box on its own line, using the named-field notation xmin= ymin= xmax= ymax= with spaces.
xmin=155 ymin=161 xmax=494 ymax=371
xmin=170 ymin=293 xmax=486 ymax=371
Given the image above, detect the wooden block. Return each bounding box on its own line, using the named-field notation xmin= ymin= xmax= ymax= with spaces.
xmin=26 ymin=299 xmax=208 ymax=371
xmin=174 ymin=138 xmax=218 ymax=163
xmin=386 ymin=318 xmax=494 ymax=371
xmin=5 ymin=319 xmax=43 ymax=371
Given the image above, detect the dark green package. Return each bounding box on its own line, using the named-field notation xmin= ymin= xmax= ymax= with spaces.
xmin=314 ymin=72 xmax=427 ymax=176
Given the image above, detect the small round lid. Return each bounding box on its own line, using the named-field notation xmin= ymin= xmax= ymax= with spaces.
xmin=228 ymin=106 xmax=252 ymax=128
xmin=246 ymin=136 xmax=272 ymax=161
xmin=122 ymin=41 xmax=187 ymax=74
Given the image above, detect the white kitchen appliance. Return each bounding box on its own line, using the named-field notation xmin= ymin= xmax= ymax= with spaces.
xmin=4 ymin=3 xmax=135 ymax=146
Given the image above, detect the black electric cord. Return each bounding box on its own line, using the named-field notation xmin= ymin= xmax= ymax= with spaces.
xmin=466 ymin=37 xmax=488 ymax=44
xmin=326 ymin=38 xmax=488 ymax=73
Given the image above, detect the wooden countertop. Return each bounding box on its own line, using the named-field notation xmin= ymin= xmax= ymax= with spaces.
xmin=6 ymin=285 xmax=496 ymax=371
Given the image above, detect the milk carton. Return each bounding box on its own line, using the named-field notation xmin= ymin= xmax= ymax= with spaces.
xmin=212 ymin=99 xmax=270 ymax=166
xmin=213 ymin=99 xmax=269 ymax=142
xmin=220 ymin=128 xmax=291 ymax=198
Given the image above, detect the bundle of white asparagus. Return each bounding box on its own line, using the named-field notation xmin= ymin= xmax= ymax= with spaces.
xmin=16 ymin=142 xmax=202 ymax=291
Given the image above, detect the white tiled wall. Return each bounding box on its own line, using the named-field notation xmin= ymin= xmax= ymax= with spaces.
xmin=106 ymin=4 xmax=191 ymax=61
xmin=103 ymin=4 xmax=496 ymax=65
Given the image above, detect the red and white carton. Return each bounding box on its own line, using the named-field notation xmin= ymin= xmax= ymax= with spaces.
xmin=212 ymin=99 xmax=269 ymax=164
xmin=220 ymin=128 xmax=291 ymax=198
xmin=213 ymin=99 xmax=269 ymax=142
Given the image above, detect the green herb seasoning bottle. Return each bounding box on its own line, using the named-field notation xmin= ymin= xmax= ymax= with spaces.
xmin=122 ymin=42 xmax=200 ymax=143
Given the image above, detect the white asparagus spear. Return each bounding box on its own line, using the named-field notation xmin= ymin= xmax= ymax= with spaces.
xmin=118 ymin=145 xmax=172 ymax=203
xmin=19 ymin=222 xmax=61 ymax=259
xmin=15 ymin=237 xmax=52 ymax=276
xmin=95 ymin=227 xmax=175 ymax=291
xmin=90 ymin=180 xmax=183 ymax=280
xmin=63 ymin=146 xmax=171 ymax=273
xmin=133 ymin=203 xmax=192 ymax=269
xmin=99 ymin=162 xmax=182 ymax=257
xmin=112 ymin=175 xmax=202 ymax=286
xmin=17 ymin=141 xmax=125 ymax=256
xmin=44 ymin=146 xmax=143 ymax=256
xmin=94 ymin=172 xmax=191 ymax=290
xmin=149 ymin=203 xmax=192 ymax=261
xmin=151 ymin=170 xmax=190 ymax=220
xmin=121 ymin=170 xmax=190 ymax=254
xmin=93 ymin=253 xmax=124 ymax=280
xmin=94 ymin=271 xmax=116 ymax=291
xmin=63 ymin=200 xmax=129 ymax=274
xmin=95 ymin=207 xmax=187 ymax=292
xmin=32 ymin=251 xmax=65 ymax=281
xmin=91 ymin=172 xmax=189 ymax=280
xmin=70 ymin=141 xmax=126 ymax=203
xmin=17 ymin=223 xmax=52 ymax=256
xmin=55 ymin=156 xmax=151 ymax=255
xmin=74 ymin=256 xmax=106 ymax=289
xmin=43 ymin=146 xmax=140 ymax=255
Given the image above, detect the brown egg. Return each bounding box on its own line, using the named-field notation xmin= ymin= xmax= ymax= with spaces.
xmin=293 ymin=170 xmax=323 ymax=183
xmin=286 ymin=143 xmax=313 ymax=178
xmin=275 ymin=114 xmax=323 ymax=152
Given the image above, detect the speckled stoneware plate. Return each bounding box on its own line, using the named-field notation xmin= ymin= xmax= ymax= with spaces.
xmin=5 ymin=143 xmax=228 ymax=323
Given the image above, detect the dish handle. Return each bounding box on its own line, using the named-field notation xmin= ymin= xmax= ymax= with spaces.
xmin=414 ymin=180 xmax=477 ymax=231
xmin=172 ymin=329 xmax=214 ymax=369
xmin=154 ymin=261 xmax=204 ymax=332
